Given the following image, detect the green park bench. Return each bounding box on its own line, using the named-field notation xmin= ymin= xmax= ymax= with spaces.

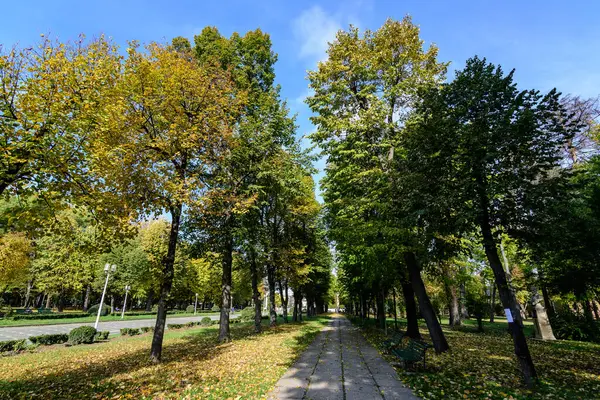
xmin=382 ymin=331 xmax=406 ymax=352
xmin=37 ymin=308 xmax=53 ymax=314
xmin=391 ymin=339 xmax=433 ymax=369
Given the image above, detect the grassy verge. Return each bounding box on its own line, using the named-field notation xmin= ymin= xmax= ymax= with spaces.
xmin=354 ymin=317 xmax=600 ymax=399
xmin=0 ymin=316 xmax=329 ymax=399
xmin=0 ymin=312 xmax=221 ymax=327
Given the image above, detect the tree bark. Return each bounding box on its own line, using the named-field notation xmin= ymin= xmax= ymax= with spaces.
xmin=145 ymin=291 xmax=154 ymax=312
xmin=404 ymin=252 xmax=449 ymax=353
xmin=23 ymin=280 xmax=33 ymax=308
xmin=279 ymin=279 xmax=289 ymax=323
xmin=150 ymin=202 xmax=182 ymax=363
xmin=392 ymin=287 xmax=398 ymax=331
xmin=45 ymin=293 xmax=51 ymax=309
xmin=250 ymin=251 xmax=262 ymax=333
xmin=267 ymin=264 xmax=277 ymax=326
xmin=442 ymin=265 xmax=461 ymax=327
xmin=110 ymin=295 xmax=115 ymax=314
xmin=218 ymin=230 xmax=234 ymax=342
xmin=530 ymin=285 xmax=556 ymax=340
xmin=376 ymin=286 xmax=386 ymax=331
xmin=401 ymin=280 xmax=421 ymax=339
xmin=479 ymin=217 xmax=537 ymax=385
xmin=459 ymin=282 xmax=468 ymax=320
xmin=83 ymin=284 xmax=91 ymax=312
xmin=490 ymin=285 xmax=496 ymax=322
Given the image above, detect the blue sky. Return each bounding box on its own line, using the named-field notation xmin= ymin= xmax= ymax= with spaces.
xmin=3 ymin=1 xmax=599 ymax=200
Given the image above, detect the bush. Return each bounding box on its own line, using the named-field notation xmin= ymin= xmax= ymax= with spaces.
xmin=551 ymin=309 xmax=600 ymax=342
xmin=239 ymin=306 xmax=255 ymax=322
xmin=12 ymin=312 xmax=89 ymax=321
xmin=87 ymin=304 xmax=110 ymax=317
xmin=68 ymin=326 xmax=97 ymax=345
xmin=29 ymin=334 xmax=69 ymax=345
xmin=167 ymin=323 xmax=184 ymax=329
xmin=186 ymin=305 xmax=195 ymax=313
xmin=94 ymin=331 xmax=110 ymax=341
xmin=151 ymin=304 xmax=159 ymax=312
xmin=120 ymin=328 xmax=141 ymax=336
xmin=0 ymin=339 xmax=28 ymax=352
xmin=201 ymin=316 xmax=212 ymax=326
xmin=211 ymin=305 xmax=220 ymax=312
xmin=141 ymin=326 xmax=154 ymax=333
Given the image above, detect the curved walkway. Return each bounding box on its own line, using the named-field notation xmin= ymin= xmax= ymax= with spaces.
xmin=268 ymin=315 xmax=419 ymax=400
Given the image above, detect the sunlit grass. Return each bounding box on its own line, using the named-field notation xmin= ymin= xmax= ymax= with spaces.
xmin=0 ymin=316 xmax=330 ymax=399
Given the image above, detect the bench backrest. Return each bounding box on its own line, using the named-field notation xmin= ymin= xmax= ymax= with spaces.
xmin=407 ymin=339 xmax=429 ymax=354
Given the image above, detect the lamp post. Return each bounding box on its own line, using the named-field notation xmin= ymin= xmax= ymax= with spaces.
xmin=121 ymin=285 xmax=131 ymax=320
xmin=194 ymin=293 xmax=198 ymax=315
xmin=95 ymin=263 xmax=116 ymax=329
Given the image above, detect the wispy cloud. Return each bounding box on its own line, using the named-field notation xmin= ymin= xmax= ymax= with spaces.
xmin=292 ymin=5 xmax=342 ymax=62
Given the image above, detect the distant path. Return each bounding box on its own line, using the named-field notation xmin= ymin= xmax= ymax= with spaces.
xmin=268 ymin=315 xmax=419 ymax=400
xmin=0 ymin=314 xmax=237 ymax=341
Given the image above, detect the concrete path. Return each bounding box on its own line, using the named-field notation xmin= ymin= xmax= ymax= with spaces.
xmin=268 ymin=315 xmax=418 ymax=400
xmin=0 ymin=314 xmax=237 ymax=341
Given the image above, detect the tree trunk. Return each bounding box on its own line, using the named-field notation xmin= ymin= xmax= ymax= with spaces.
xmin=541 ymin=284 xmax=554 ymax=319
xmin=250 ymin=251 xmax=262 ymax=334
xmin=23 ymin=280 xmax=33 ymax=308
xmin=479 ymin=217 xmax=537 ymax=385
xmin=592 ymin=299 xmax=600 ymax=320
xmin=298 ymin=293 xmax=303 ymax=321
xmin=110 ymin=295 xmax=115 ymax=314
xmin=45 ymin=293 xmax=52 ymax=309
xmin=404 ymin=252 xmax=449 ymax=353
xmin=392 ymin=287 xmax=398 ymax=331
xmin=57 ymin=290 xmax=65 ymax=312
xmin=218 ymin=230 xmax=234 ymax=342
xmin=459 ymin=282 xmax=468 ymax=320
xmin=145 ymin=291 xmax=154 ymax=312
xmin=476 ymin=315 xmax=484 ymax=332
xmin=267 ymin=265 xmax=277 ymax=326
xmin=279 ymin=279 xmax=288 ymax=323
xmin=150 ymin=202 xmax=182 ymax=363
xmin=530 ymin=285 xmax=556 ymax=340
xmin=401 ymin=280 xmax=422 ymax=339
xmin=376 ymin=286 xmax=386 ymax=331
xmin=443 ymin=271 xmax=461 ymax=327
xmin=361 ymin=294 xmax=367 ymax=319
xmin=490 ymin=285 xmax=496 ymax=322
xmin=83 ymin=285 xmax=91 ymax=312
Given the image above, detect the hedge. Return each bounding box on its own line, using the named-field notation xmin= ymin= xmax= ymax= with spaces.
xmin=167 ymin=323 xmax=185 ymax=330
xmin=141 ymin=326 xmax=154 ymax=333
xmin=0 ymin=339 xmax=28 ymax=352
xmin=95 ymin=331 xmax=110 ymax=340
xmin=29 ymin=334 xmax=69 ymax=345
xmin=12 ymin=312 xmax=89 ymax=321
xmin=120 ymin=328 xmax=141 ymax=336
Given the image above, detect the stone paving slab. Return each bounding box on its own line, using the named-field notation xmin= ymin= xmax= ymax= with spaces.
xmin=0 ymin=314 xmax=237 ymax=341
xmin=268 ymin=315 xmax=419 ymax=400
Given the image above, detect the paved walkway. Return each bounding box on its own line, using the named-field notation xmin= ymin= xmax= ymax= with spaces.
xmin=0 ymin=314 xmax=237 ymax=341
xmin=268 ymin=316 xmax=418 ymax=400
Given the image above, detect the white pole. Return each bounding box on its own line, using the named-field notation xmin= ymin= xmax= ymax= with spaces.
xmin=194 ymin=293 xmax=198 ymax=315
xmin=121 ymin=286 xmax=130 ymax=320
xmin=95 ymin=267 xmax=111 ymax=329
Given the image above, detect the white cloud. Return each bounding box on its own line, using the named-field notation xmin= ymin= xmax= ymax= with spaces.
xmin=292 ymin=5 xmax=342 ymax=61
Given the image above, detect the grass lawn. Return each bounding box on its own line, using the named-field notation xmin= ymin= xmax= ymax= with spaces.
xmin=0 ymin=312 xmax=221 ymax=327
xmin=0 ymin=316 xmax=329 ymax=399
xmin=356 ymin=317 xmax=600 ymax=400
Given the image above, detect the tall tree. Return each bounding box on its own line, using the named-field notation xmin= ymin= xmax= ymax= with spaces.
xmin=91 ymin=42 xmax=239 ymax=362
xmin=402 ymin=56 xmax=576 ymax=385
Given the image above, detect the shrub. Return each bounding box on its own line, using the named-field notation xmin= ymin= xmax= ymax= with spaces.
xmin=551 ymin=308 xmax=600 ymax=342
xmin=141 ymin=326 xmax=154 ymax=333
xmin=87 ymin=304 xmax=110 ymax=317
xmin=240 ymin=306 xmax=255 ymax=322
xmin=186 ymin=305 xmax=195 ymax=313
xmin=151 ymin=304 xmax=159 ymax=312
xmin=201 ymin=316 xmax=212 ymax=326
xmin=68 ymin=326 xmax=97 ymax=345
xmin=12 ymin=312 xmax=89 ymax=321
xmin=167 ymin=323 xmax=184 ymax=329
xmin=0 ymin=339 xmax=27 ymax=352
xmin=211 ymin=305 xmax=220 ymax=312
xmin=29 ymin=334 xmax=69 ymax=345
xmin=120 ymin=328 xmax=141 ymax=336
xmin=185 ymin=321 xmax=195 ymax=328
xmin=94 ymin=331 xmax=110 ymax=341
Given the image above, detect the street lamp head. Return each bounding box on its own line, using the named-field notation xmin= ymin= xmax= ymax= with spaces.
xmin=111 ymin=264 xmax=117 ymax=272
xmin=125 ymin=285 xmax=131 ymax=291
xmin=104 ymin=263 xmax=110 ymax=272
